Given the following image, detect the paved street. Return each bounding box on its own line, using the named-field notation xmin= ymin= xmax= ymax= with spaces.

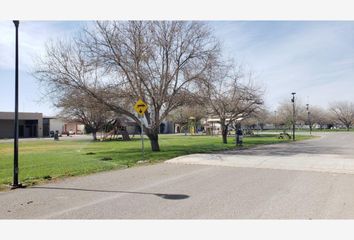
xmin=1 ymin=132 xmax=354 ymax=219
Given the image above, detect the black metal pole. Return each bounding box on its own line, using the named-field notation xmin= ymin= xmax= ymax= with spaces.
xmin=306 ymin=103 xmax=312 ymax=135
xmin=12 ymin=20 xmax=21 ymax=189
xmin=309 ymin=111 xmax=312 ymax=134
xmin=291 ymin=92 xmax=296 ymax=141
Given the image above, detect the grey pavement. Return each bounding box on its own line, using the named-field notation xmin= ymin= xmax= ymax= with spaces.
xmin=167 ymin=132 xmax=354 ymax=174
xmin=1 ymin=132 xmax=354 ymax=219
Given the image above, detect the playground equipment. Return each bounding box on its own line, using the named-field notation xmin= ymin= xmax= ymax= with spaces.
xmin=101 ymin=119 xmax=131 ymax=141
xmin=188 ymin=117 xmax=196 ymax=135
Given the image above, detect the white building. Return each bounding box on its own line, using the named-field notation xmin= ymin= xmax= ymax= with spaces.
xmin=43 ymin=116 xmax=85 ymax=136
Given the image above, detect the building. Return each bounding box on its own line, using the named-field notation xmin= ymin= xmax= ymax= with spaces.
xmin=43 ymin=116 xmax=85 ymax=136
xmin=0 ymin=112 xmax=43 ymax=138
xmin=0 ymin=111 xmax=85 ymax=139
xmin=0 ymin=111 xmax=176 ymax=139
xmin=159 ymin=121 xmax=175 ymax=134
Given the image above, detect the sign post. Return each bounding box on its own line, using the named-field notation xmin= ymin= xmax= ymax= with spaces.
xmin=140 ymin=114 xmax=144 ymax=160
xmin=134 ymin=99 xmax=148 ymax=160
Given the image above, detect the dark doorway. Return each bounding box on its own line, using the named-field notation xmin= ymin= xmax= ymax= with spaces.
xmin=19 ymin=120 xmax=38 ymax=138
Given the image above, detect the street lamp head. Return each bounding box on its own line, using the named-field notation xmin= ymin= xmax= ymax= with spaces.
xmin=13 ymin=20 xmax=19 ymax=27
xmin=291 ymin=92 xmax=296 ymax=102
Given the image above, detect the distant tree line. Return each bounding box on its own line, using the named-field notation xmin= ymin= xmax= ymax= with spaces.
xmin=247 ymin=100 xmax=354 ymax=132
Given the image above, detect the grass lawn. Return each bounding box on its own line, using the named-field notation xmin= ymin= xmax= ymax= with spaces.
xmin=0 ymin=134 xmax=313 ymax=190
xmin=261 ymin=128 xmax=354 ymax=132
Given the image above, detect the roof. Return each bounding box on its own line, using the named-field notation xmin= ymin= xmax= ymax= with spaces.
xmin=0 ymin=111 xmax=43 ymax=120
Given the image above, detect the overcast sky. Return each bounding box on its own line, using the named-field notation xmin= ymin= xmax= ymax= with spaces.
xmin=1 ymin=21 xmax=353 ymax=116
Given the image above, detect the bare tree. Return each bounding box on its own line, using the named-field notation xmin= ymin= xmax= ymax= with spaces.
xmin=308 ymin=106 xmax=331 ymax=130
xmin=243 ymin=109 xmax=270 ymax=131
xmin=330 ymin=101 xmax=354 ymax=131
xmin=200 ymin=63 xmax=263 ymax=144
xmin=35 ymin=21 xmax=219 ymax=151
xmin=56 ymin=89 xmax=113 ymax=140
xmin=276 ymin=99 xmax=306 ymax=130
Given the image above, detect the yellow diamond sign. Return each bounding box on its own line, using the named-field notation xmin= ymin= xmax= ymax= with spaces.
xmin=134 ymin=99 xmax=148 ymax=116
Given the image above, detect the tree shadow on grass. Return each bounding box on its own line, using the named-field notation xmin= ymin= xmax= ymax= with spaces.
xmin=30 ymin=186 xmax=189 ymax=200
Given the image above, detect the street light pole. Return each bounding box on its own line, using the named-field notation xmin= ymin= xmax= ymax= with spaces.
xmin=306 ymin=103 xmax=312 ymax=135
xmin=274 ymin=110 xmax=277 ymax=130
xmin=11 ymin=20 xmax=22 ymax=189
xmin=291 ymin=92 xmax=296 ymax=141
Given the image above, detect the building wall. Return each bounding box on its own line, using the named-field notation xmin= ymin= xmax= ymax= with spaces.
xmin=77 ymin=124 xmax=85 ymax=133
xmin=37 ymin=117 xmax=43 ymax=137
xmin=0 ymin=112 xmax=43 ymax=138
xmin=48 ymin=118 xmax=85 ymax=135
xmin=160 ymin=121 xmax=175 ymax=134
xmin=0 ymin=120 xmax=14 ymax=138
xmin=49 ymin=118 xmax=65 ymax=133
xmin=64 ymin=122 xmax=85 ymax=134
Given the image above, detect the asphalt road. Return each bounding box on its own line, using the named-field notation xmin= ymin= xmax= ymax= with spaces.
xmin=1 ymin=132 xmax=354 ymax=219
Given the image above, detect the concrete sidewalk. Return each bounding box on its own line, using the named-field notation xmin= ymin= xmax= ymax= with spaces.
xmin=167 ymin=132 xmax=354 ymax=174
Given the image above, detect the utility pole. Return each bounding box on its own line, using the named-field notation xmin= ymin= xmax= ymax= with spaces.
xmin=291 ymin=92 xmax=296 ymax=141
xmin=274 ymin=110 xmax=277 ymax=130
xmin=12 ymin=20 xmax=22 ymax=189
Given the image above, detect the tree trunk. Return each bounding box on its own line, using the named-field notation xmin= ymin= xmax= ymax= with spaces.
xmin=221 ymin=124 xmax=228 ymax=144
xmin=121 ymin=128 xmax=131 ymax=141
xmin=147 ymin=132 xmax=160 ymax=151
xmin=92 ymin=130 xmax=97 ymax=141
xmin=113 ymin=119 xmax=131 ymax=141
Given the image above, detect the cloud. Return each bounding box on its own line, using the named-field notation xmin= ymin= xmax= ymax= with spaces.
xmin=1 ymin=21 xmax=353 ymax=115
xmin=211 ymin=21 xmax=354 ymax=109
xmin=0 ymin=21 xmax=88 ymax=71
xmin=0 ymin=21 xmax=90 ymax=114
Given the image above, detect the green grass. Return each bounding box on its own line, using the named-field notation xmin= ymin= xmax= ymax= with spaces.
xmin=0 ymin=134 xmax=312 ymax=190
xmin=261 ymin=128 xmax=354 ymax=132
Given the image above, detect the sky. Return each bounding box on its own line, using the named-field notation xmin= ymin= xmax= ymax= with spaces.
xmin=0 ymin=21 xmax=353 ymax=116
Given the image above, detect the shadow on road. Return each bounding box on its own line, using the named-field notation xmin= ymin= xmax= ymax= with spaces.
xmin=30 ymin=186 xmax=189 ymax=200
